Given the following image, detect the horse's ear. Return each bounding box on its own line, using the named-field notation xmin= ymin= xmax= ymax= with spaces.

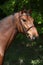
xmin=27 ymin=9 xmax=32 ymax=14
xmin=21 ymin=9 xmax=27 ymax=14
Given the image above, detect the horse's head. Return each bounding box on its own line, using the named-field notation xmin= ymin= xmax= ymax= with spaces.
xmin=15 ymin=10 xmax=39 ymax=40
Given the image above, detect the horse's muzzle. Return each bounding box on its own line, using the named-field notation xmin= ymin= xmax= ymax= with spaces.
xmin=32 ymin=35 xmax=39 ymax=41
xmin=26 ymin=33 xmax=39 ymax=41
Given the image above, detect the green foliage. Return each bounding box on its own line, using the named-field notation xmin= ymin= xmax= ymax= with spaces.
xmin=0 ymin=0 xmax=16 ymax=15
xmin=0 ymin=0 xmax=43 ymax=15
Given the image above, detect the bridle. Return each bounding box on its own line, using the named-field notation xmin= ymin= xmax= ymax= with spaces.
xmin=26 ymin=25 xmax=34 ymax=32
xmin=19 ymin=14 xmax=34 ymax=34
xmin=20 ymin=21 xmax=34 ymax=34
xmin=12 ymin=13 xmax=34 ymax=33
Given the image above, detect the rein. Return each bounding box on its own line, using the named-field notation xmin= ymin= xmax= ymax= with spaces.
xmin=12 ymin=13 xmax=34 ymax=33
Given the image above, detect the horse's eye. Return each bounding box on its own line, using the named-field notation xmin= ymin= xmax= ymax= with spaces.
xmin=22 ymin=19 xmax=26 ymax=22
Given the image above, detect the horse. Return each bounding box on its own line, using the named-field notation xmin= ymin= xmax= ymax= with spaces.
xmin=0 ymin=10 xmax=39 ymax=65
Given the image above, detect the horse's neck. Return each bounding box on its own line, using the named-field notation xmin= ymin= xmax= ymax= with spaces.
xmin=0 ymin=15 xmax=18 ymax=48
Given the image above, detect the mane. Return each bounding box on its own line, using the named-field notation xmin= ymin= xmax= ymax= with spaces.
xmin=22 ymin=9 xmax=30 ymax=16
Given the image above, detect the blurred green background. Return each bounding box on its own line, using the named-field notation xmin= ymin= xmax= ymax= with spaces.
xmin=0 ymin=0 xmax=43 ymax=65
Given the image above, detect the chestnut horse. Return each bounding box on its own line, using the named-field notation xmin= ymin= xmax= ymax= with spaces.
xmin=0 ymin=10 xmax=39 ymax=65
